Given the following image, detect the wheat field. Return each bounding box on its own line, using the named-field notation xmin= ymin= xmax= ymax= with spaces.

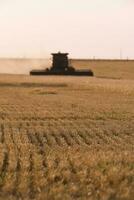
xmin=0 ymin=60 xmax=134 ymax=200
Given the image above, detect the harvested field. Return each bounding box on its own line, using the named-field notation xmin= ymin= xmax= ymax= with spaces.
xmin=0 ymin=60 xmax=134 ymax=199
xmin=72 ymin=59 xmax=134 ymax=80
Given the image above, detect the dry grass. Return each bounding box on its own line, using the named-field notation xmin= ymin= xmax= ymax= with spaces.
xmin=0 ymin=60 xmax=134 ymax=199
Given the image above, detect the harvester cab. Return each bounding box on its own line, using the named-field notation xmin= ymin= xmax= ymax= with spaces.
xmin=51 ymin=52 xmax=69 ymax=71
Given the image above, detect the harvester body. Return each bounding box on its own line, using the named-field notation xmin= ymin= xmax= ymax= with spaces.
xmin=30 ymin=52 xmax=93 ymax=76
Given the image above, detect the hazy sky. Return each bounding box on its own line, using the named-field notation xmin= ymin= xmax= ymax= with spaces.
xmin=0 ymin=0 xmax=134 ymax=58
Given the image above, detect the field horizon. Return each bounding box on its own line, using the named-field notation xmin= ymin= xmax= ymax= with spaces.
xmin=0 ymin=58 xmax=134 ymax=79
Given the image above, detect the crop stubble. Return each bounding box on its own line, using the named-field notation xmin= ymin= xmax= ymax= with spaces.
xmin=0 ymin=71 xmax=133 ymax=199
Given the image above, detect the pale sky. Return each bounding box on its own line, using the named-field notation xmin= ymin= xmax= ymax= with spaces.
xmin=0 ymin=0 xmax=134 ymax=58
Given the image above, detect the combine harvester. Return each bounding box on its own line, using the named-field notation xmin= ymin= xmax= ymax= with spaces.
xmin=30 ymin=52 xmax=94 ymax=76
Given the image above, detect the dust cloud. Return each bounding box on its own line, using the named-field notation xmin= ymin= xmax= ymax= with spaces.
xmin=0 ymin=58 xmax=51 ymax=75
